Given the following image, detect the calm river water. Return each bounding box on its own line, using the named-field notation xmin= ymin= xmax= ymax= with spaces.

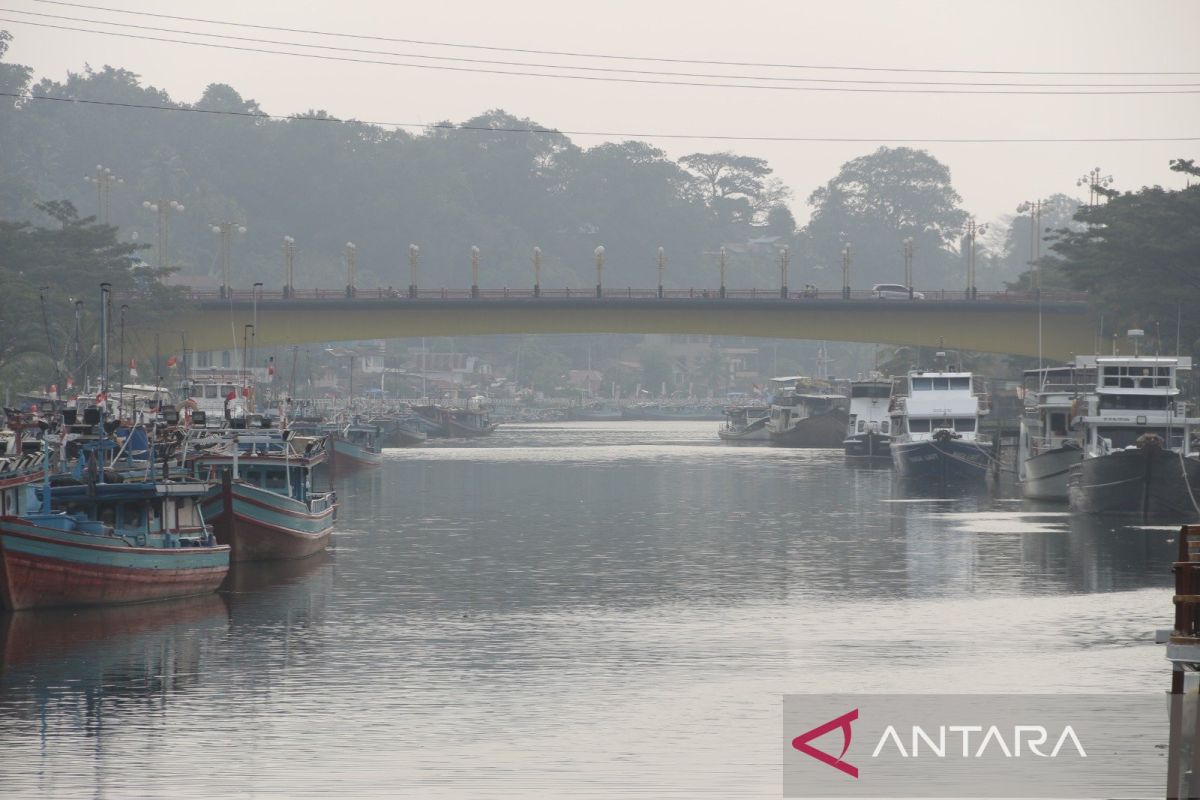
xmin=0 ymin=421 xmax=1177 ymax=798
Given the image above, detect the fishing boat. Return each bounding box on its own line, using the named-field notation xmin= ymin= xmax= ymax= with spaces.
xmin=889 ymin=356 xmax=992 ymax=483
xmin=0 ymin=441 xmax=229 ymax=611
xmin=330 ymin=420 xmax=383 ymax=470
xmin=844 ymin=378 xmax=893 ymax=458
xmin=372 ymin=415 xmax=427 ymax=447
xmin=765 ymin=377 xmax=849 ymax=448
xmin=718 ymin=405 xmax=770 ymax=443
xmin=195 ymin=430 xmax=336 ymax=562
xmin=1016 ymin=360 xmax=1096 ymax=500
xmin=1067 ymin=355 xmax=1200 ymax=518
xmin=412 ymin=399 xmax=498 ymax=438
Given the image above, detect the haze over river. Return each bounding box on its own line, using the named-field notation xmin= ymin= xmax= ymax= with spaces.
xmin=0 ymin=421 xmax=1175 ymax=798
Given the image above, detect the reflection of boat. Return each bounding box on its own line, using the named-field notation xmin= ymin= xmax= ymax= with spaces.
xmin=1017 ymin=361 xmax=1095 ymax=500
xmin=1067 ymin=355 xmax=1200 ymax=518
xmin=0 ymin=442 xmax=230 ymax=611
xmin=766 ymin=377 xmax=848 ymax=448
xmin=195 ymin=431 xmax=336 ymax=562
xmin=718 ymin=405 xmax=769 ymax=442
xmin=844 ymin=378 xmax=893 ymax=458
xmin=889 ymin=357 xmax=992 ymax=484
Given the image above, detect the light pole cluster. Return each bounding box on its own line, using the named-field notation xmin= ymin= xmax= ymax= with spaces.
xmin=779 ymin=246 xmax=789 ymax=299
xmin=85 ymin=165 xmax=123 ymax=225
xmin=142 ymin=199 xmax=184 ymax=269
xmin=964 ymin=219 xmax=987 ymax=299
xmin=594 ymin=246 xmax=605 ymax=298
xmin=282 ymin=235 xmax=297 ymax=298
xmin=210 ymin=221 xmax=247 ymax=298
xmin=1016 ymin=200 xmax=1044 ymax=293
xmin=902 ymin=237 xmax=915 ymax=298
xmin=1077 ymin=167 xmax=1114 ymax=206
xmin=841 ymin=244 xmax=852 ymax=300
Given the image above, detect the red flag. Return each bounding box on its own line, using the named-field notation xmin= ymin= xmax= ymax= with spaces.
xmin=267 ymin=356 xmax=275 ymax=377
xmin=49 ymin=384 xmax=58 ymax=400
xmin=66 ymin=376 xmax=74 ymax=390
xmin=225 ymin=390 xmax=237 ymax=402
xmin=96 ymin=391 xmax=107 ymax=404
xmin=128 ymin=358 xmax=138 ymax=378
xmin=166 ymin=355 xmax=178 ymax=368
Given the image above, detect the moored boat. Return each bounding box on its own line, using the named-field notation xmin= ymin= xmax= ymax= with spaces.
xmin=329 ymin=421 xmax=383 ymax=470
xmin=195 ymin=431 xmax=336 ymax=562
xmin=718 ymin=405 xmax=770 ymax=442
xmin=765 ymin=377 xmax=848 ymax=448
xmin=1017 ymin=360 xmax=1095 ymax=500
xmin=1067 ymin=355 xmax=1200 ymax=519
xmin=844 ymin=378 xmax=893 ymax=458
xmin=889 ymin=357 xmax=992 ymax=483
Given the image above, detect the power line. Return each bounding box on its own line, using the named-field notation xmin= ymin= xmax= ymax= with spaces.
xmin=5 ymin=8 xmax=1197 ymax=89
xmin=7 ymin=17 xmax=1199 ymax=95
xmin=23 ymin=0 xmax=1200 ymax=77
xmin=5 ymin=91 xmax=1198 ymax=143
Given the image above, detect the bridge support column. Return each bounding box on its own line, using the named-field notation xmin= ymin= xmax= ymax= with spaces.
xmin=534 ymin=283 xmax=540 ymax=298
xmin=471 ymin=285 xmax=479 ymax=299
xmin=658 ymin=284 xmax=663 ymax=299
xmin=780 ymin=285 xmax=787 ymax=299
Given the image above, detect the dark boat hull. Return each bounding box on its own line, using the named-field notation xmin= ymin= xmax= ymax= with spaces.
xmin=1068 ymin=447 xmax=1200 ymax=519
xmin=891 ymin=439 xmax=990 ymax=483
xmin=843 ymin=432 xmax=892 ymax=458
xmin=203 ymin=480 xmax=335 ymax=563
xmin=379 ymin=426 xmax=426 ymax=447
xmin=0 ymin=518 xmax=229 ymax=611
xmin=768 ymin=411 xmax=848 ymax=448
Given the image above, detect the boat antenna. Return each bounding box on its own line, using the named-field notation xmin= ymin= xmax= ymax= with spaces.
xmin=119 ymin=305 xmax=127 ymax=420
xmin=38 ymin=287 xmax=59 ymax=391
xmin=1177 ymin=301 xmax=1183 ymax=358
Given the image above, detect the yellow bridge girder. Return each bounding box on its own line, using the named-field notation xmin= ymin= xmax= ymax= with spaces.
xmin=165 ymin=297 xmax=1096 ymax=361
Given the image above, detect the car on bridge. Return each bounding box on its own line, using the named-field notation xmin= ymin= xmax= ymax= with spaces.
xmin=872 ymin=283 xmax=925 ymax=300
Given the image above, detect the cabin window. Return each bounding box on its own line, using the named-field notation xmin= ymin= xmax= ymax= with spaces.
xmin=221 ymin=385 xmax=236 ymax=398
xmin=221 ymin=351 xmax=231 ymax=368
xmin=1100 ymin=395 xmax=1169 ymax=411
xmin=881 ymin=420 xmax=890 ymax=434
xmin=949 ymin=377 xmax=970 ymax=390
xmin=953 ymin=418 xmax=976 ymax=432
xmin=857 ymin=419 xmax=866 ymax=433
xmin=1049 ymin=412 xmax=1068 ymax=435
xmin=911 ymin=378 xmax=932 ymax=391
xmin=204 ymin=384 xmax=218 ymax=399
xmin=265 ymin=470 xmax=287 ymax=491
xmin=1098 ymin=426 xmax=1184 ymax=450
xmin=908 ymin=419 xmax=931 ymax=433
xmin=932 ymin=378 xmax=949 ymax=391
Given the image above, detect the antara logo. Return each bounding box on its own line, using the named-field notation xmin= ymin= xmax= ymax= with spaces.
xmin=791 ymin=709 xmax=859 ymax=779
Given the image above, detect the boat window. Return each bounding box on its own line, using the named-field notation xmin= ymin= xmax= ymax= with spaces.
xmin=851 ymin=385 xmax=891 ymax=399
xmin=204 ymin=384 xmax=218 ymax=399
xmin=221 ymin=385 xmax=236 ymax=397
xmin=265 ymin=470 xmax=287 ymax=490
xmin=911 ymin=378 xmax=932 ymax=391
xmin=857 ymin=419 xmax=866 ymax=433
xmin=932 ymin=378 xmax=949 ymax=391
xmin=881 ymin=420 xmax=890 ymax=433
xmin=908 ymin=419 xmax=931 ymax=433
xmin=953 ymin=418 xmax=976 ymax=432
xmin=1098 ymin=426 xmax=1184 ymax=450
xmin=949 ymin=377 xmax=970 ymax=390
xmin=1100 ymin=395 xmax=1169 ymax=411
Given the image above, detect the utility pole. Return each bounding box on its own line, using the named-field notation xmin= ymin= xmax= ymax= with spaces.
xmin=533 ymin=246 xmax=542 ymax=297
xmin=841 ymin=244 xmax=851 ymax=300
xmin=718 ymin=246 xmax=727 ymax=298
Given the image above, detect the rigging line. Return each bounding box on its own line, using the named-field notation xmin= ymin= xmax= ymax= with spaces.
xmin=5 ymin=92 xmax=1199 ymax=143
xmin=24 ymin=0 xmax=1200 ymax=77
xmin=5 ymin=8 xmax=1198 ymax=88
xmin=6 ymin=18 xmax=1200 ymax=95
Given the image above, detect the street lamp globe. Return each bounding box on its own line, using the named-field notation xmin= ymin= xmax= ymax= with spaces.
xmin=211 ymin=225 xmax=221 ymax=234
xmin=238 ymin=226 xmax=247 ymax=234
xmin=595 ymin=245 xmax=605 ymax=257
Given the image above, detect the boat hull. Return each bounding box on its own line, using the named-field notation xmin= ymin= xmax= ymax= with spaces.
xmin=768 ymin=411 xmax=848 ymax=448
xmin=891 ymin=438 xmax=990 ymax=483
xmin=1068 ymin=447 xmax=1200 ymax=519
xmin=1021 ymin=445 xmax=1082 ymax=501
xmin=379 ymin=426 xmax=426 ymax=447
xmin=0 ymin=518 xmax=229 ymax=611
xmin=332 ymin=437 xmax=382 ymax=470
xmin=203 ymin=480 xmax=335 ymax=563
xmin=843 ymin=432 xmax=892 ymax=458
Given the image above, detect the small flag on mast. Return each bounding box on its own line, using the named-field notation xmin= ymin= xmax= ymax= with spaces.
xmin=129 ymin=358 xmax=138 ymax=378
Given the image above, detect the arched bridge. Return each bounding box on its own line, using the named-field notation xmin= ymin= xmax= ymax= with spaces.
xmin=165 ymin=287 xmax=1095 ymax=360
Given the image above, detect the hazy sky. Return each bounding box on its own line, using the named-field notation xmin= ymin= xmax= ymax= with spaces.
xmin=4 ymin=0 xmax=1198 ymax=235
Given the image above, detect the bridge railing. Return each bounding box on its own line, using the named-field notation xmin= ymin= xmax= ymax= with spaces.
xmin=184 ymin=287 xmax=1088 ymax=304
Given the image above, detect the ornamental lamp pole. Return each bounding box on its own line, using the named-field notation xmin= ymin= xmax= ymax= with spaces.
xmin=779 ymin=246 xmax=790 ymax=299
xmin=282 ymin=235 xmax=296 ymax=298
xmin=408 ymin=244 xmax=419 ymax=298
xmin=142 ymin=199 xmax=184 ymax=269
xmin=210 ymin=221 xmax=246 ymax=298
xmin=657 ymin=246 xmax=665 ymax=299
xmin=470 ymin=245 xmax=480 ymax=298
xmin=718 ymin=246 xmax=727 ymax=299
xmin=344 ymin=242 xmax=357 ymax=298
xmin=841 ymin=244 xmax=852 ymax=300
xmin=1076 ymin=167 xmax=1113 ymax=206
xmin=903 ymin=237 xmax=915 ymax=299
xmin=1016 ymin=200 xmax=1044 ymax=295
xmin=594 ymin=246 xmax=605 ymax=298
xmin=85 ymin=165 xmax=123 ymax=225
xmin=533 ymin=246 xmax=543 ymax=297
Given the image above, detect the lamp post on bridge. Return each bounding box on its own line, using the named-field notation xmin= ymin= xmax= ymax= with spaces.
xmin=594 ymin=246 xmax=604 ymax=298
xmin=718 ymin=246 xmax=727 ymax=299
xmin=282 ymin=235 xmax=296 ymax=298
xmin=1016 ymin=200 xmax=1043 ymax=296
xmin=142 ymin=199 xmax=184 ymax=270
xmin=471 ymin=246 xmax=480 ymax=299
xmin=964 ymin=219 xmax=986 ymax=300
xmin=85 ymin=165 xmax=123 ymax=225
xmin=408 ymin=244 xmax=419 ymax=298
xmin=657 ymin=246 xmax=665 ymax=299
xmin=533 ymin=246 xmax=542 ymax=297
xmin=841 ymin=244 xmax=851 ymax=300
xmin=344 ymin=242 xmax=357 ymax=298
xmin=779 ymin=246 xmax=789 ymax=299
xmin=903 ymin=237 xmax=914 ymax=299
xmin=1076 ymin=167 xmax=1113 ymax=206
xmin=211 ymin=221 xmax=246 ymax=298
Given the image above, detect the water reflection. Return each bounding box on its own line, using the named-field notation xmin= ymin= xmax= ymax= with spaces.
xmin=0 ymin=421 xmax=1178 ymax=798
